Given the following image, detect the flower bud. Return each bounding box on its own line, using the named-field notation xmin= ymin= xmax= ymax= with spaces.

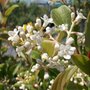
xmin=77 ymin=32 xmax=83 ymax=36
xmin=55 ymin=43 xmax=60 ymax=50
xmin=46 ymin=27 xmax=51 ymax=34
xmin=27 ymin=25 xmax=33 ymax=33
xmin=19 ymin=84 xmax=25 ymax=90
xmin=41 ymin=53 xmax=48 ymax=60
xmin=48 ymin=85 xmax=52 ymax=89
xmin=37 ymin=45 xmax=42 ymax=50
xmin=43 ymin=14 xmax=48 ymax=20
xmin=26 ymin=33 xmax=30 ymax=38
xmin=75 ymin=13 xmax=86 ymax=24
xmin=30 ymin=35 xmax=36 ymax=40
xmin=35 ymin=23 xmax=39 ymax=28
xmin=71 ymin=12 xmax=75 ymax=21
xmin=20 ymin=31 xmax=25 ymax=38
xmin=18 ymin=26 xmax=22 ymax=31
xmin=40 ymin=82 xmax=43 ymax=86
xmin=44 ymin=72 xmax=49 ymax=80
xmin=24 ymin=41 xmax=30 ymax=48
xmin=33 ymin=83 xmax=39 ymax=88
xmin=79 ymin=81 xmax=84 ymax=86
xmin=50 ymin=79 xmax=54 ymax=84
xmin=66 ymin=37 xmax=74 ymax=45
xmin=36 ymin=18 xmax=41 ymax=27
xmin=52 ymin=55 xmax=59 ymax=61
xmin=74 ymin=80 xmax=77 ymax=84
xmin=31 ymin=64 xmax=40 ymax=72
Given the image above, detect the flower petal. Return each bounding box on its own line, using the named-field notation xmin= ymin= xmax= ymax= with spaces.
xmin=64 ymin=54 xmax=71 ymax=59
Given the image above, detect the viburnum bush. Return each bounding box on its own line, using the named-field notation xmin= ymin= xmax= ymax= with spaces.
xmin=7 ymin=5 xmax=90 ymax=90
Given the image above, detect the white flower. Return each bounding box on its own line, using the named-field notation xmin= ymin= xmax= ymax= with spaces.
xmin=36 ymin=18 xmax=41 ymax=25
xmin=30 ymin=31 xmax=43 ymax=45
xmin=26 ymin=25 xmax=33 ymax=33
xmin=75 ymin=12 xmax=86 ymax=24
xmin=24 ymin=41 xmax=30 ymax=48
xmin=8 ymin=28 xmax=20 ymax=43
xmin=35 ymin=18 xmax=42 ymax=27
xmin=50 ymin=79 xmax=54 ymax=85
xmin=40 ymin=82 xmax=43 ymax=86
xmin=62 ymin=60 xmax=68 ymax=64
xmin=31 ymin=64 xmax=40 ymax=72
xmin=46 ymin=26 xmax=55 ymax=34
xmin=41 ymin=53 xmax=49 ymax=60
xmin=43 ymin=14 xmax=48 ymax=20
xmin=16 ymin=46 xmax=24 ymax=56
xmin=37 ymin=45 xmax=42 ymax=50
xmin=19 ymin=31 xmax=25 ymax=38
xmin=26 ymin=33 xmax=30 ymax=38
xmin=66 ymin=37 xmax=74 ymax=45
xmin=74 ymin=80 xmax=77 ymax=84
xmin=48 ymin=85 xmax=52 ymax=89
xmin=70 ymin=77 xmax=73 ymax=81
xmin=41 ymin=14 xmax=53 ymax=27
xmin=18 ymin=26 xmax=23 ymax=31
xmin=34 ymin=83 xmax=39 ymax=88
xmin=58 ymin=44 xmax=76 ymax=59
xmin=79 ymin=81 xmax=84 ymax=86
xmin=46 ymin=27 xmax=52 ymax=34
xmin=19 ymin=84 xmax=25 ymax=90
xmin=58 ymin=24 xmax=68 ymax=31
xmin=76 ymin=73 xmax=82 ymax=78
xmin=44 ymin=72 xmax=49 ymax=80
xmin=52 ymin=55 xmax=59 ymax=61
xmin=30 ymin=35 xmax=36 ymax=40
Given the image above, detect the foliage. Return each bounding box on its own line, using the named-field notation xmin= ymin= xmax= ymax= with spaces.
xmin=7 ymin=3 xmax=49 ymax=28
xmin=0 ymin=1 xmax=19 ymax=28
xmin=0 ymin=0 xmax=90 ymax=90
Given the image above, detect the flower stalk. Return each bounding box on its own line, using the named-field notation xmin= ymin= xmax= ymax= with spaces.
xmin=67 ymin=21 xmax=75 ymax=39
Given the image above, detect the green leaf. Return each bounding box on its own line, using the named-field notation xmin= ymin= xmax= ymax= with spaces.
xmin=85 ymin=12 xmax=90 ymax=51
xmin=0 ymin=11 xmax=3 ymax=23
xmin=31 ymin=50 xmax=41 ymax=59
xmin=13 ymin=63 xmax=21 ymax=76
xmin=0 ymin=64 xmax=5 ymax=69
xmin=71 ymin=0 xmax=80 ymax=7
xmin=0 ymin=83 xmax=4 ymax=90
xmin=5 ymin=4 xmax=19 ymax=17
xmin=66 ymin=81 xmax=88 ymax=90
xmin=56 ymin=31 xmax=67 ymax=42
xmin=42 ymin=39 xmax=55 ymax=57
xmin=51 ymin=5 xmax=71 ymax=26
xmin=72 ymin=54 xmax=90 ymax=75
xmin=51 ymin=66 xmax=77 ymax=90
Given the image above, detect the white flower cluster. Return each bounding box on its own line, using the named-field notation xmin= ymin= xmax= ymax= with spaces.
xmin=16 ymin=71 xmax=32 ymax=90
xmin=8 ymin=14 xmax=78 ymax=77
xmin=8 ymin=15 xmax=56 ymax=57
xmin=70 ymin=69 xmax=88 ymax=86
xmin=71 ymin=11 xmax=86 ymax=24
xmin=8 ymin=13 xmax=87 ymax=90
xmin=47 ymin=79 xmax=54 ymax=90
xmin=58 ymin=44 xmax=76 ymax=59
xmin=31 ymin=64 xmax=40 ymax=72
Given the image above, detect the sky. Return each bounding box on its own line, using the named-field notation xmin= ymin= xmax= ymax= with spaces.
xmin=10 ymin=0 xmax=49 ymax=6
xmin=11 ymin=0 xmax=48 ymax=3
